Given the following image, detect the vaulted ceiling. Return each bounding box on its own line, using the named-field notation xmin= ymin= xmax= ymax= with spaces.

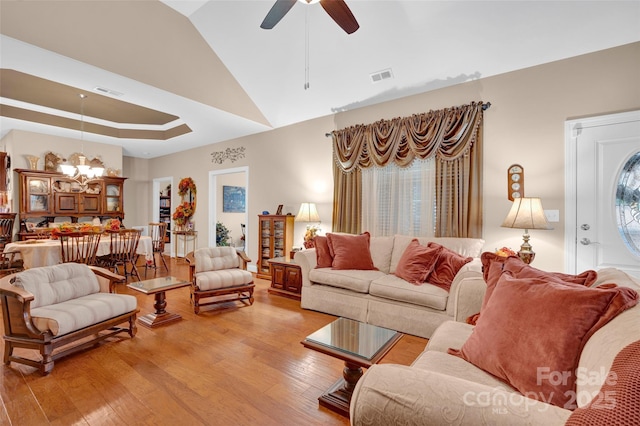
xmin=1 ymin=1 xmax=638 ymax=158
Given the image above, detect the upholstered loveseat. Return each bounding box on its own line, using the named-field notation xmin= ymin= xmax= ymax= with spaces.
xmin=351 ymin=261 xmax=640 ymax=425
xmin=296 ymin=234 xmax=485 ymax=338
xmin=0 ymin=263 xmax=138 ymax=375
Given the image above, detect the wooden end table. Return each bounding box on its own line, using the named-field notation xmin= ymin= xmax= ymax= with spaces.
xmin=301 ymin=317 xmax=403 ymax=417
xmin=268 ymin=256 xmax=302 ymax=300
xmin=127 ymin=276 xmax=190 ymax=328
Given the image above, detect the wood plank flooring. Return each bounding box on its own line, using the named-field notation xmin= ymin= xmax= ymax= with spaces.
xmin=0 ymin=256 xmax=427 ymax=425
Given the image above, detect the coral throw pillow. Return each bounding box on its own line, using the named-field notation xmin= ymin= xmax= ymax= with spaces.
xmin=313 ymin=236 xmax=333 ymax=268
xmin=394 ymin=239 xmax=442 ymax=285
xmin=479 ymin=252 xmax=598 ymax=311
xmin=326 ymin=232 xmax=377 ymax=270
xmin=426 ymin=242 xmax=472 ymax=292
xmin=449 ymin=273 xmax=638 ymax=409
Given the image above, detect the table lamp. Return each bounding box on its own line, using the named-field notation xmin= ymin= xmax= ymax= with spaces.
xmin=296 ymin=202 xmax=321 ymax=248
xmin=501 ymin=197 xmax=552 ymax=264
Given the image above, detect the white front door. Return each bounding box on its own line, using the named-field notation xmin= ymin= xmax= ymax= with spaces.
xmin=565 ymin=111 xmax=640 ymax=277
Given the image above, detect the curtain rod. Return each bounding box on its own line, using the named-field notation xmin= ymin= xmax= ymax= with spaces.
xmin=324 ymin=102 xmax=491 ymax=137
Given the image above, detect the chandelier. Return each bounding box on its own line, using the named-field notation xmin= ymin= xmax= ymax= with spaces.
xmin=60 ymin=94 xmax=105 ymax=180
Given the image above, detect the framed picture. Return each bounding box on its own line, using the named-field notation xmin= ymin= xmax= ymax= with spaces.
xmin=223 ymin=185 xmax=246 ymax=213
xmin=26 ymin=222 xmax=36 ymax=231
xmin=276 ymin=204 xmax=283 ymax=215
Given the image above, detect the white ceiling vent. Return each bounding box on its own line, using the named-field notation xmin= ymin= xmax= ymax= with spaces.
xmin=370 ymin=68 xmax=393 ymax=83
xmin=94 ymin=86 xmax=124 ymax=97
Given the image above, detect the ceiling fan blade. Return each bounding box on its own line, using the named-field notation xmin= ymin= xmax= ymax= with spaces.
xmin=320 ymin=0 xmax=359 ymax=34
xmin=260 ymin=0 xmax=297 ymax=29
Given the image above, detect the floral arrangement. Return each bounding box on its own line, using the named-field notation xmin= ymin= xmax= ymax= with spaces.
xmin=178 ymin=177 xmax=196 ymax=197
xmin=303 ymin=225 xmax=320 ymax=249
xmin=105 ymin=218 xmax=121 ymax=231
xmin=495 ymin=246 xmax=517 ymax=257
xmin=49 ymin=222 xmax=104 ymax=239
xmin=173 ymin=201 xmax=194 ymax=226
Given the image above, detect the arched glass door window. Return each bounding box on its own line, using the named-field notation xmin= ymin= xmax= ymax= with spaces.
xmin=616 ymin=151 xmax=640 ymax=257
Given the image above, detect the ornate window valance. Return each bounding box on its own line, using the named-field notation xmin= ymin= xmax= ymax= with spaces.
xmin=331 ymin=101 xmax=487 ymax=173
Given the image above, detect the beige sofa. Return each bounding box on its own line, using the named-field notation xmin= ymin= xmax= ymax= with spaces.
xmin=296 ymin=234 xmax=485 ymax=338
xmin=350 ymin=267 xmax=640 ymax=425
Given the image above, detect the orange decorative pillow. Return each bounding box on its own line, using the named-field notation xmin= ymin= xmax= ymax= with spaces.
xmin=480 ymin=252 xmax=598 ymax=311
xmin=326 ymin=232 xmax=376 ymax=270
xmin=314 ymin=236 xmax=333 ymax=268
xmin=450 ymin=274 xmax=638 ymax=409
xmin=426 ymin=242 xmax=472 ymax=292
xmin=394 ymin=239 xmax=442 ymax=285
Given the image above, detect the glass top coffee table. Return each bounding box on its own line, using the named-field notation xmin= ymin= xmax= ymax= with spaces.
xmin=301 ymin=317 xmax=403 ymax=417
xmin=127 ymin=276 xmax=190 ymax=328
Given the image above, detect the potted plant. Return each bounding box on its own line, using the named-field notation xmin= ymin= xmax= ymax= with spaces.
xmin=216 ymin=222 xmax=231 ymax=246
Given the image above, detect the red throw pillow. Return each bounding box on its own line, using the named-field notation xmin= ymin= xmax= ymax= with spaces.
xmin=326 ymin=232 xmax=376 ymax=270
xmin=449 ymin=274 xmax=638 ymax=409
xmin=313 ymin=236 xmax=333 ymax=268
xmin=480 ymin=252 xmax=598 ymax=311
xmin=394 ymin=239 xmax=442 ymax=285
xmin=426 ymin=242 xmax=472 ymax=292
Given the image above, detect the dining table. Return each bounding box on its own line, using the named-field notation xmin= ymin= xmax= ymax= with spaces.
xmin=3 ymin=235 xmax=153 ymax=269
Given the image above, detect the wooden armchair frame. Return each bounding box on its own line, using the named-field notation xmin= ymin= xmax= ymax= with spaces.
xmin=186 ymin=250 xmax=254 ymax=314
xmin=0 ymin=266 xmax=138 ymax=375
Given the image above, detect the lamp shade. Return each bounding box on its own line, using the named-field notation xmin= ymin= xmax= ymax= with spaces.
xmin=501 ymin=197 xmax=552 ymax=230
xmin=295 ymin=202 xmax=320 ymax=222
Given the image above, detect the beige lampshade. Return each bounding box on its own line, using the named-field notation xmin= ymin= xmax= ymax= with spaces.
xmin=295 ymin=202 xmax=320 ymax=222
xmin=501 ymin=197 xmax=552 ymax=230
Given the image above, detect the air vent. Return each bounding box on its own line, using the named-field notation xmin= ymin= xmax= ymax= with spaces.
xmin=370 ymin=68 xmax=393 ymax=83
xmin=93 ymin=86 xmax=124 ymax=97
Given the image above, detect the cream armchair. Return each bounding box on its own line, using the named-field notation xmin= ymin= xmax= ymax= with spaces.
xmin=186 ymin=247 xmax=254 ymax=314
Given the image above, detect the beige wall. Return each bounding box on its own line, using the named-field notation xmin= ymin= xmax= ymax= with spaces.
xmin=140 ymin=42 xmax=640 ymax=272
xmin=10 ymin=42 xmax=635 ymax=273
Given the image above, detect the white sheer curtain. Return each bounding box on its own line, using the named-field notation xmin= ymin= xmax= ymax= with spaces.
xmin=361 ymin=158 xmax=436 ymax=237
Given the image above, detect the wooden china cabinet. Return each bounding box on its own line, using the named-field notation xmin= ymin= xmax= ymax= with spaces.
xmin=15 ymin=169 xmax=127 ymax=239
xmin=256 ymin=214 xmax=294 ymax=279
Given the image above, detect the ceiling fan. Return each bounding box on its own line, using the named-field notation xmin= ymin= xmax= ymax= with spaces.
xmin=260 ymin=0 xmax=359 ymax=34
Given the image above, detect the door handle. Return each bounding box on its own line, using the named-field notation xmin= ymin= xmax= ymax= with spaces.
xmin=580 ymin=238 xmax=600 ymax=246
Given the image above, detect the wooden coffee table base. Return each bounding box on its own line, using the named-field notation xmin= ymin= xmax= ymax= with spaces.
xmin=318 ymin=361 xmax=363 ymax=417
xmin=137 ymin=291 xmax=182 ymax=328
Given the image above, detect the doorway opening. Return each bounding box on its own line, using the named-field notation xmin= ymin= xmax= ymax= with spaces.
xmin=208 ymin=167 xmax=250 ymax=268
xmin=152 ymin=176 xmax=173 ymax=256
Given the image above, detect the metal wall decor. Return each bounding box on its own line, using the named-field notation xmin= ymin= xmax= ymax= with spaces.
xmin=211 ymin=147 xmax=246 ymax=164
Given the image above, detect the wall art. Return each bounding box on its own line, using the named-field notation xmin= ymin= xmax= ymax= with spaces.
xmin=223 ymin=185 xmax=245 ymax=213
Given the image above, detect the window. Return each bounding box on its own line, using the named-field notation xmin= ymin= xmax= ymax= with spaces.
xmin=362 ymin=158 xmax=435 ymax=236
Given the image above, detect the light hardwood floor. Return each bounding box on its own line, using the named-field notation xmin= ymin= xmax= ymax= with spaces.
xmin=0 ymin=256 xmax=427 ymax=425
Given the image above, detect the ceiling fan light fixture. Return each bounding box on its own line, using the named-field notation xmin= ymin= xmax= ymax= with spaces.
xmin=299 ymin=0 xmax=320 ymax=4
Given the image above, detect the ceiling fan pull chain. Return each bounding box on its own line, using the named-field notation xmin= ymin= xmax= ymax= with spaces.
xmin=304 ymin=7 xmax=310 ymax=90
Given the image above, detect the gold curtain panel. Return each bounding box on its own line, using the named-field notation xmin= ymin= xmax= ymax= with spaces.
xmin=331 ymin=101 xmax=486 ymax=172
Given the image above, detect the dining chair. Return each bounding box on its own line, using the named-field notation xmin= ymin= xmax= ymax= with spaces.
xmin=0 ymin=215 xmax=15 ymax=252
xmin=100 ymin=229 xmax=142 ymax=281
xmin=59 ymin=231 xmax=102 ymax=265
xmin=147 ymin=222 xmax=169 ymax=273
xmin=0 ymin=252 xmax=24 ymax=277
